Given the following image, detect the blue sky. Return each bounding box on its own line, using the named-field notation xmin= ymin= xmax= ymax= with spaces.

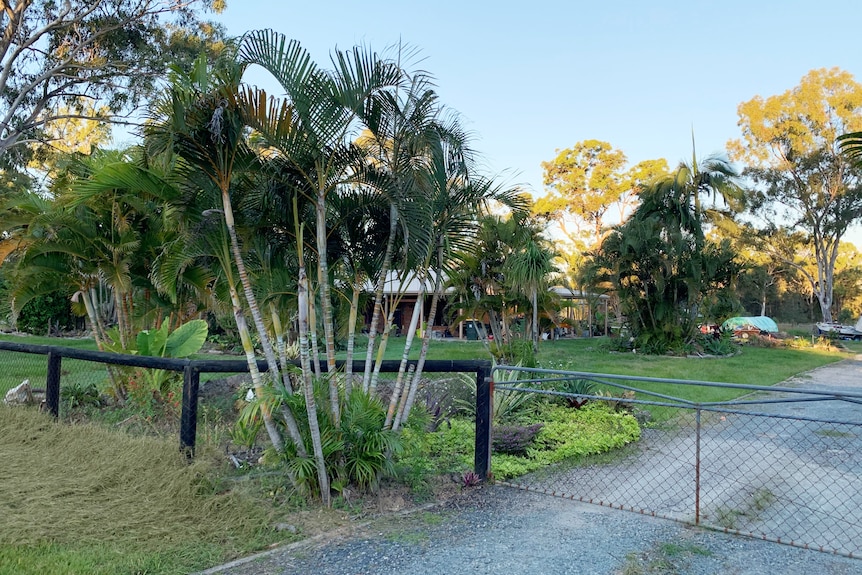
xmin=213 ymin=0 xmax=862 ymax=202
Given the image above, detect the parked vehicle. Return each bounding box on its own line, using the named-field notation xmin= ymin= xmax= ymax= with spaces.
xmin=815 ymin=317 xmax=862 ymax=340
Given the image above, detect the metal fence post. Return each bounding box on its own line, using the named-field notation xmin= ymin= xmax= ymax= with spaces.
xmin=46 ymin=351 xmax=61 ymax=419
xmin=474 ymin=365 xmax=493 ymax=481
xmin=180 ymin=364 xmax=200 ymax=458
xmin=695 ymin=406 xmax=701 ymax=525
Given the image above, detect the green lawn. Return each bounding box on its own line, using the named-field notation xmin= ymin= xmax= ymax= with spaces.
xmin=2 ymin=332 xmax=853 ymax=397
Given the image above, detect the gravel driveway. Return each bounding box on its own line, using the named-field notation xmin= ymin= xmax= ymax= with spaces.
xmin=203 ymin=358 xmax=862 ymax=575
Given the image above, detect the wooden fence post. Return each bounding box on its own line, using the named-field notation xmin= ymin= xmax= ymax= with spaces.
xmin=180 ymin=364 xmax=200 ymax=458
xmin=474 ymin=365 xmax=493 ymax=481
xmin=46 ymin=351 xmax=61 ymax=418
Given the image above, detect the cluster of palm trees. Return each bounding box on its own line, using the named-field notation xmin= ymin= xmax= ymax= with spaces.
xmin=580 ymin=151 xmax=745 ymax=353
xmin=1 ymin=30 xmax=536 ymax=504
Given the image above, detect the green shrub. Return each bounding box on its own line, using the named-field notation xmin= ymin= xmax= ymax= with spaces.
xmin=60 ymin=380 xmax=102 ymax=409
xmin=457 ymin=363 xmax=538 ymax=423
xmin=396 ymin=403 xmax=641 ymax=482
xmin=398 ymin=418 xmax=474 ymax=476
xmin=244 ymin=380 xmax=404 ymax=495
xmin=495 ymin=404 xmax=640 ymax=479
xmin=697 ymin=330 xmax=737 ymax=356
xmin=15 ymin=291 xmax=76 ymax=335
xmin=553 ymin=378 xmax=597 ymax=409
xmin=491 ymin=340 xmax=536 ymax=367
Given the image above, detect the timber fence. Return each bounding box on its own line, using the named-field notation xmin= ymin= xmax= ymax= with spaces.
xmin=0 ymin=340 xmax=493 ymax=464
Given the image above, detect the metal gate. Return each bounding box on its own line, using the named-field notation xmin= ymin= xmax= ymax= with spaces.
xmin=480 ymin=365 xmax=862 ymax=558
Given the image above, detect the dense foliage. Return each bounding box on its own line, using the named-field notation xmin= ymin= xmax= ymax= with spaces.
xmin=583 ymin=163 xmax=742 ymax=353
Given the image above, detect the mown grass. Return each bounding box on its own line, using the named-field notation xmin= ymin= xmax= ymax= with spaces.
xmin=531 ymin=337 xmax=852 ymax=422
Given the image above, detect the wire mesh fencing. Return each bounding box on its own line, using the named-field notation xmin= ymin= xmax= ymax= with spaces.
xmin=489 ymin=366 xmax=862 ymax=558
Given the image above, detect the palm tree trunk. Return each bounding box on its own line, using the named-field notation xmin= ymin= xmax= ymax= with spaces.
xmin=315 ymin=188 xmax=340 ymax=425
xmin=269 ymin=302 xmax=294 ymax=392
xmin=362 ymin=204 xmax=399 ymax=392
xmin=81 ymin=287 xmax=123 ymax=399
xmin=298 ymin=263 xmax=331 ymax=506
xmin=369 ymin=287 xmax=406 ymax=393
xmin=532 ymin=288 xmax=539 ymax=355
xmin=308 ymin=289 xmax=322 ymax=379
xmin=228 ymin=284 xmax=284 ymax=453
xmin=392 ymin=363 xmax=415 ymax=430
xmin=222 ymin=201 xmax=307 ymax=455
xmin=384 ymin=284 xmax=424 ymax=429
xmin=344 ymin=283 xmax=361 ymax=394
xmin=394 ymin=257 xmax=445 ymax=430
xmin=487 ymin=310 xmax=504 ymax=347
xmin=80 ymin=288 xmax=107 ymax=350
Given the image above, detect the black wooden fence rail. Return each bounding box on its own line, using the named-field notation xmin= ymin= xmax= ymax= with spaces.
xmin=0 ymin=340 xmax=493 ymax=478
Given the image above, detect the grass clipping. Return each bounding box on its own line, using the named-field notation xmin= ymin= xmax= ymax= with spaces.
xmin=0 ymin=406 xmax=267 ymax=549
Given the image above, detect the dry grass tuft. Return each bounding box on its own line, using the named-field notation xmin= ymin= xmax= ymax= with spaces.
xmin=0 ymin=406 xmax=268 ymax=550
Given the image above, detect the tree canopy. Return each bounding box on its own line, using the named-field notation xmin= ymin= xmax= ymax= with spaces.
xmin=728 ymin=67 xmax=862 ymax=323
xmin=537 ymin=140 xmax=669 ymax=246
xmin=0 ymin=0 xmax=226 ymax=171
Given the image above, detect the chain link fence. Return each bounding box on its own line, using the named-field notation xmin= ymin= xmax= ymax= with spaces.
xmin=487 ymin=366 xmax=862 ymax=558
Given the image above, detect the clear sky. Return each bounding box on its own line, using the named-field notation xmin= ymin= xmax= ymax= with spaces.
xmin=213 ymin=0 xmax=862 ymax=202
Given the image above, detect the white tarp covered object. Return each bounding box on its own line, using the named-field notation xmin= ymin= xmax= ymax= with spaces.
xmin=815 ymin=317 xmax=862 ymax=339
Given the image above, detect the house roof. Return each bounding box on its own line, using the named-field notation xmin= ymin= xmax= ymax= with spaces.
xmin=551 ymin=286 xmax=611 ymax=300
xmin=364 ymin=270 xmax=451 ymax=296
xmin=363 ymin=272 xmax=608 ymax=300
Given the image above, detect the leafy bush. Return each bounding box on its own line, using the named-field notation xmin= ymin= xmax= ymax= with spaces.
xmin=244 ymin=380 xmax=404 ymax=495
xmin=494 ymin=404 xmax=640 ymax=479
xmin=697 ymin=330 xmax=737 ymax=356
xmin=397 ymin=404 xmax=641 ymax=482
xmin=398 ymin=418 xmax=474 ymax=476
xmin=553 ymin=378 xmax=597 ymax=409
xmin=602 ymin=336 xmax=634 ymax=353
xmin=15 ymin=291 xmax=76 ymax=335
xmin=111 ymin=320 xmax=209 ymax=414
xmin=490 ymin=339 xmax=536 ymax=367
xmin=457 ymin=363 xmax=538 ymax=423
xmin=60 ymin=380 xmax=102 ymax=409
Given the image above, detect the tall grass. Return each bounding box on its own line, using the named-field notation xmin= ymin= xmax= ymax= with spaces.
xmin=0 ymin=407 xmax=288 ymax=575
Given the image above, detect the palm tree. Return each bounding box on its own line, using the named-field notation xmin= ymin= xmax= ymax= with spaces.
xmin=584 ymin=174 xmax=740 ymax=353
xmin=351 ymin=68 xmax=442 ymax=394
xmin=838 ymin=131 xmax=862 ymax=167
xmin=672 ymin=141 xmax=745 ymax=229
xmin=392 ymin=171 xmax=529 ymax=429
xmin=507 ymin=226 xmax=557 ymax=355
xmin=238 ymin=30 xmax=407 ymax=423
xmin=145 ymin=51 xmax=310 ymax=465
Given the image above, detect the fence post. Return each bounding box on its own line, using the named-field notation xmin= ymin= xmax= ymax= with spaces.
xmin=46 ymin=351 xmax=61 ymax=419
xmin=180 ymin=364 xmax=200 ymax=458
xmin=695 ymin=406 xmax=701 ymax=525
xmin=474 ymin=364 xmax=493 ymax=481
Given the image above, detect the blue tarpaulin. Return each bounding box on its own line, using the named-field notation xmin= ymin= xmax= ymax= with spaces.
xmin=721 ymin=316 xmax=779 ymax=333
